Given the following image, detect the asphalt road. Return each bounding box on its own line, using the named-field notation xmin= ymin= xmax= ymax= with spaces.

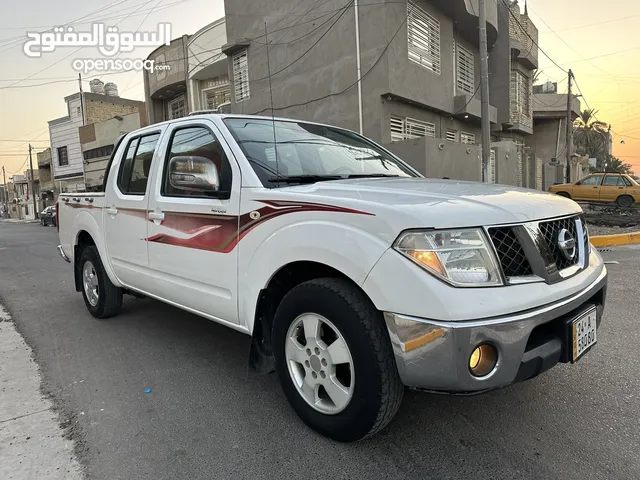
xmin=1 ymin=223 xmax=639 ymax=480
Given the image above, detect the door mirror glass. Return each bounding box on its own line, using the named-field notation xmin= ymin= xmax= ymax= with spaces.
xmin=168 ymin=156 xmax=220 ymax=193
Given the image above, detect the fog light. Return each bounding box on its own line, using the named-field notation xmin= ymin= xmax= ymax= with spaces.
xmin=469 ymin=344 xmax=498 ymax=377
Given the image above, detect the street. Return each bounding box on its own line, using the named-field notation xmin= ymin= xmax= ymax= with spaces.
xmin=0 ymin=223 xmax=638 ymax=480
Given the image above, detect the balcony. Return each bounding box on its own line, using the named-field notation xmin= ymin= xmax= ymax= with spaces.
xmin=430 ymin=0 xmax=499 ymax=47
xmin=454 ymin=93 xmax=498 ymax=124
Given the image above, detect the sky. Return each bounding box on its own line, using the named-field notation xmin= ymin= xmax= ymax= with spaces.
xmin=0 ymin=0 xmax=639 ymax=179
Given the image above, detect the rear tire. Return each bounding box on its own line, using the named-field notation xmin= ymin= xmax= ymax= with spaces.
xmin=272 ymin=278 xmax=404 ymax=442
xmin=556 ymin=192 xmax=571 ymax=199
xmin=616 ymin=195 xmax=634 ymax=208
xmin=79 ymin=246 xmax=122 ymax=319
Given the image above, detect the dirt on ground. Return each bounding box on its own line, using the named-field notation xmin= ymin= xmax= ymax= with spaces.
xmin=581 ymin=204 xmax=640 ymax=236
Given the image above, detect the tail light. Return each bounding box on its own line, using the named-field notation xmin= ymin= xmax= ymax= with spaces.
xmin=56 ymin=200 xmax=59 ymax=232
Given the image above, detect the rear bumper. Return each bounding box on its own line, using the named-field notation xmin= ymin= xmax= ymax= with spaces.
xmin=384 ymin=266 xmax=608 ymax=393
xmin=57 ymin=244 xmax=70 ymax=263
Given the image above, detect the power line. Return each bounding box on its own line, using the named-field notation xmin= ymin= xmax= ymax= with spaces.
xmin=498 ymin=0 xmax=567 ymax=73
xmin=526 ymin=4 xmax=612 ymax=78
xmin=0 ymin=0 xmax=171 ymax=89
xmin=252 ymin=0 xmax=411 ymax=115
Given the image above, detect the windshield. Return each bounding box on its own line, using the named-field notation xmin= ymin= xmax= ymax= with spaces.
xmin=223 ymin=118 xmax=419 ymax=187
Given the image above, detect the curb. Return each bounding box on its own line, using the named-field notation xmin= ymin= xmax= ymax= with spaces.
xmin=591 ymin=232 xmax=640 ymax=247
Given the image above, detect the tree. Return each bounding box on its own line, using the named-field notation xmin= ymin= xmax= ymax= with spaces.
xmin=573 ymin=109 xmax=610 ymax=168
xmin=606 ymin=156 xmax=633 ymax=174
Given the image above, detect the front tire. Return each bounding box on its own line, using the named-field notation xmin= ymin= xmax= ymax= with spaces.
xmin=556 ymin=192 xmax=571 ymax=199
xmin=79 ymin=246 xmax=122 ymax=319
xmin=272 ymin=278 xmax=404 ymax=442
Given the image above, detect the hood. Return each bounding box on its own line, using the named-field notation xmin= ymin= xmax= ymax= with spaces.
xmin=276 ymin=178 xmax=582 ymax=229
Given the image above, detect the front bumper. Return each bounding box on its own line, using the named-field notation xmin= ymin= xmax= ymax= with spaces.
xmin=384 ymin=266 xmax=608 ymax=393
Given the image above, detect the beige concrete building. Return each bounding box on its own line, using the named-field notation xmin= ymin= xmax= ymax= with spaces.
xmin=48 ymin=89 xmax=146 ymax=192
xmin=79 ymin=111 xmax=147 ymax=190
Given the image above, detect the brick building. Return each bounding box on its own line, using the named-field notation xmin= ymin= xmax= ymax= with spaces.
xmin=48 ymin=89 xmax=146 ymax=192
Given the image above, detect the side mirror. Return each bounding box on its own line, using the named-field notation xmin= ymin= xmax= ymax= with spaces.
xmin=168 ymin=156 xmax=220 ymax=193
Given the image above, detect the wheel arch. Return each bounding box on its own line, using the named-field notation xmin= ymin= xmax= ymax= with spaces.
xmin=247 ymin=260 xmax=378 ymax=375
xmin=72 ymin=212 xmax=120 ymax=291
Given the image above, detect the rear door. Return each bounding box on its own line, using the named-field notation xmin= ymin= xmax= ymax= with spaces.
xmin=145 ymin=118 xmax=242 ymax=324
xmin=599 ymin=174 xmax=627 ymax=203
xmin=104 ymin=129 xmax=163 ymax=289
xmin=572 ymin=174 xmax=603 ymax=201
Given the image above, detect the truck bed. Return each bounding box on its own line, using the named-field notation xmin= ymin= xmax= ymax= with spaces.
xmin=58 ymin=193 xmax=106 ymax=262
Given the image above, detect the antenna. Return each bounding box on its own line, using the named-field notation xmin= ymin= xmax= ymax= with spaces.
xmin=264 ymin=22 xmax=280 ymax=187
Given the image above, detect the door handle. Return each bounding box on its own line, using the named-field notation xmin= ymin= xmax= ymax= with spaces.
xmin=148 ymin=211 xmax=165 ymax=221
xmin=106 ymin=207 xmax=118 ymax=215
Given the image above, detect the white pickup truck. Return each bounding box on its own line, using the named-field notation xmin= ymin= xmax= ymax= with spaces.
xmin=57 ymin=114 xmax=608 ymax=442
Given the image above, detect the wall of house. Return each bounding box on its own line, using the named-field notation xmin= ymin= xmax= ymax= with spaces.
xmin=49 ymin=96 xmax=84 ymax=184
xmin=527 ymin=118 xmax=565 ymax=164
xmin=80 ymin=112 xmax=143 ymax=189
xmin=385 ymin=135 xmax=482 ymax=181
xmin=85 ymin=98 xmax=145 ymax=125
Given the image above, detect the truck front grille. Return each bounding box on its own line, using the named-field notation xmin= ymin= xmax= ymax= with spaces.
xmin=539 ymin=216 xmax=580 ymax=271
xmin=486 ymin=214 xmax=588 ymax=284
xmin=488 ymin=227 xmax=533 ymax=277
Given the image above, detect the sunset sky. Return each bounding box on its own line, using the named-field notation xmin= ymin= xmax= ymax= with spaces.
xmin=1 ymin=0 xmax=639 ymax=178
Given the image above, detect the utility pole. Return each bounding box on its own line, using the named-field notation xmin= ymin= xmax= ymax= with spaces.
xmin=565 ymin=69 xmax=573 ymax=183
xmin=1 ymin=165 xmax=6 ymax=217
xmin=478 ymin=0 xmax=491 ymax=183
xmin=29 ymin=144 xmax=38 ymax=219
xmin=354 ymin=0 xmax=363 ymax=135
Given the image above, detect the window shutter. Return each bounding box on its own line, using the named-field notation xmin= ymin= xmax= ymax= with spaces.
xmin=461 ymin=132 xmax=476 ymax=144
xmin=407 ymin=1 xmax=441 ymax=74
xmin=233 ymin=49 xmax=250 ymax=102
xmin=455 ymin=44 xmax=474 ymax=95
xmin=446 ymin=129 xmax=458 ymax=142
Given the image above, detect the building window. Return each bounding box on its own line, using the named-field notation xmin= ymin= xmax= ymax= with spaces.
xmin=233 ymin=49 xmax=250 ymax=102
xmin=455 ymin=43 xmax=474 ymax=95
xmin=461 ymin=132 xmax=476 ymax=144
xmin=407 ymin=1 xmax=441 ymax=74
xmin=168 ymin=95 xmax=186 ymax=120
xmin=83 ymin=145 xmax=114 ymax=161
xmin=510 ymin=70 xmax=531 ymax=122
xmin=203 ymin=85 xmax=231 ymax=110
xmin=57 ymin=146 xmax=68 ymax=166
xmin=390 ymin=115 xmax=436 ymax=142
xmin=446 ymin=129 xmax=458 ymax=142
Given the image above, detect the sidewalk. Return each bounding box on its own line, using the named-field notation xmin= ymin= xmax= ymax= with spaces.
xmin=0 ymin=219 xmax=39 ymax=224
xmin=0 ymin=304 xmax=82 ymax=480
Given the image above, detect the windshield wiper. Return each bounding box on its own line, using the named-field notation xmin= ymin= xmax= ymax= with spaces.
xmin=347 ymin=173 xmax=400 ymax=179
xmin=267 ymin=175 xmax=342 ymax=184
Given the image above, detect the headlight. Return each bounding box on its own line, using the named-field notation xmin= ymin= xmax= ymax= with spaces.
xmin=393 ymin=228 xmax=503 ymax=287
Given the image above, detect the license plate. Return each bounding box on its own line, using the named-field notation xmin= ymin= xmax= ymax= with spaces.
xmin=572 ymin=307 xmax=597 ymax=362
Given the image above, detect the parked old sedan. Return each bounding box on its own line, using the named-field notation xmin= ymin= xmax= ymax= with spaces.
xmin=40 ymin=206 xmax=56 ymax=227
xmin=549 ymin=172 xmax=640 ymax=207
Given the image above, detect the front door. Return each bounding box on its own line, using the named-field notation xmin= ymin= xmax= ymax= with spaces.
xmin=146 ymin=119 xmax=241 ymax=324
xmin=599 ymin=174 xmax=628 ymax=203
xmin=104 ymin=130 xmax=163 ymax=288
xmin=572 ymin=174 xmax=603 ymax=201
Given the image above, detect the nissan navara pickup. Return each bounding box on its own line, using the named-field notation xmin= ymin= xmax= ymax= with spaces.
xmin=57 ymin=114 xmax=608 ymax=442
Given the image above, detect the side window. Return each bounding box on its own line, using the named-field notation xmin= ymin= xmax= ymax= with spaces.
xmin=622 ymin=176 xmax=633 ymax=187
xmin=162 ymin=126 xmax=232 ymax=199
xmin=603 ymin=175 xmax=623 ymax=186
xmin=117 ymin=133 xmax=161 ymax=195
xmin=578 ymin=175 xmax=603 ymax=186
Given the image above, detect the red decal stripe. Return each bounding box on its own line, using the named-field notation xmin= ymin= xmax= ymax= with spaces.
xmin=144 ymin=200 xmax=372 ymax=253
